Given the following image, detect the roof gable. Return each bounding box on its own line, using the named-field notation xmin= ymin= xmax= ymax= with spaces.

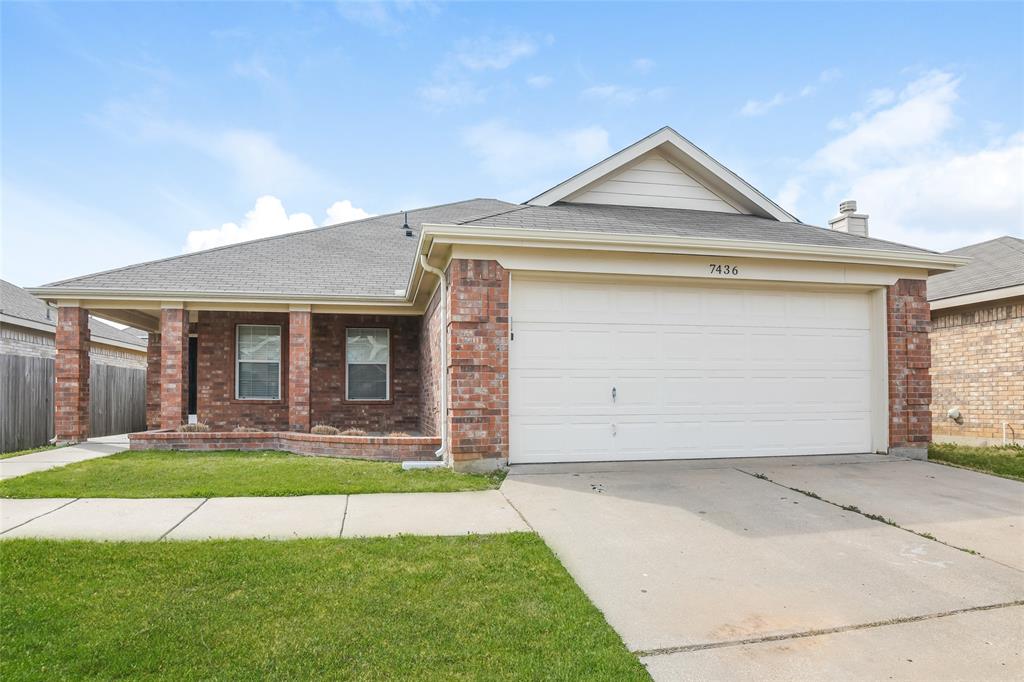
xmin=528 ymin=127 xmax=797 ymax=222
xmin=565 ymin=151 xmax=743 ymax=214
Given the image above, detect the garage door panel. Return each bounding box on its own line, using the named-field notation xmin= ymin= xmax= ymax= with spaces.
xmin=509 ymin=278 xmax=876 ymax=463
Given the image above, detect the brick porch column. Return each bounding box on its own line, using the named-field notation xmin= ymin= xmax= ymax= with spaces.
xmin=146 ymin=332 xmax=161 ymax=429
xmin=55 ymin=305 xmax=90 ymax=443
xmin=887 ymin=279 xmax=932 ymax=459
xmin=159 ymin=306 xmax=189 ymax=429
xmin=288 ymin=307 xmax=312 ymax=432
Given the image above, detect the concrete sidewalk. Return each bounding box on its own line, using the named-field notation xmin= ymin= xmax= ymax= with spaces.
xmin=0 ymin=490 xmax=528 ymax=540
xmin=0 ymin=436 xmax=129 ymax=481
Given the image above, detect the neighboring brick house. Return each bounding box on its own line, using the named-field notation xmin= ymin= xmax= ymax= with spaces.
xmin=30 ymin=127 xmax=965 ymax=470
xmin=928 ymin=236 xmax=1024 ymax=446
xmin=1 ymin=279 xmax=148 ymax=451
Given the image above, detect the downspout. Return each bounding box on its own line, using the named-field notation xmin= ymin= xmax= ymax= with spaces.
xmin=419 ymin=255 xmax=449 ymax=465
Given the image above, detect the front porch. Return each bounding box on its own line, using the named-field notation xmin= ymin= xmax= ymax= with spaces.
xmin=56 ymin=306 xmax=444 ymax=462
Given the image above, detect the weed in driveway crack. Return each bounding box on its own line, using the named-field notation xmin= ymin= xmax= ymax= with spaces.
xmin=736 ymin=468 xmax=982 ymax=557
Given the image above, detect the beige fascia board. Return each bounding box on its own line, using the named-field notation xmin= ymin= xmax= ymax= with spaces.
xmin=0 ymin=314 xmax=146 ymax=351
xmin=421 ymin=223 xmax=970 ymax=274
xmin=29 ymin=287 xmax=415 ymax=308
xmin=929 ymin=284 xmax=1024 ymax=310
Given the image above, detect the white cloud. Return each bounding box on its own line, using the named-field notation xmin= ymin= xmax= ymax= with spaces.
xmin=1 ymin=182 xmax=171 ymax=286
xmin=814 ymin=71 xmax=959 ymax=172
xmin=325 ymin=199 xmax=372 ymax=225
xmin=417 ymin=81 xmax=485 ymax=107
xmin=739 ymin=68 xmax=841 ymax=116
xmin=526 ymin=74 xmax=553 ymax=88
xmin=846 ymin=136 xmax=1023 ymax=249
xmin=776 ymin=70 xmax=1023 ymax=251
xmin=741 ymin=92 xmax=788 ymax=116
xmin=582 ymin=84 xmax=670 ymax=105
xmin=462 ymin=120 xmax=610 ymax=181
xmin=632 ymin=58 xmax=655 ymax=73
xmin=184 ymin=195 xmax=372 ymax=252
xmin=337 ymin=1 xmax=437 ymax=34
xmin=93 ymin=99 xmax=321 ymax=194
xmin=454 ymin=36 xmax=538 ymax=71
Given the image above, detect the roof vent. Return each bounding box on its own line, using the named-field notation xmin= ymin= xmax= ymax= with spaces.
xmin=829 ymin=200 xmax=869 ymax=238
xmin=402 ymin=211 xmax=413 ymax=237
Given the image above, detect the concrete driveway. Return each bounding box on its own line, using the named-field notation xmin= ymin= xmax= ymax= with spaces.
xmin=501 ymin=454 xmax=1024 ymax=681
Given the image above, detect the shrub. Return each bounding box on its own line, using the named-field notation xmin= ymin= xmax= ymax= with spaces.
xmin=232 ymin=426 xmax=263 ymax=433
xmin=386 ymin=431 xmax=410 ymax=438
xmin=340 ymin=428 xmax=367 ymax=436
xmin=311 ymin=424 xmax=341 ymax=436
xmin=177 ymin=422 xmax=211 ymax=433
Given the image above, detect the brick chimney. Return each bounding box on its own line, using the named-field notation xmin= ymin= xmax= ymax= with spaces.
xmin=829 ymin=200 xmax=869 ymax=237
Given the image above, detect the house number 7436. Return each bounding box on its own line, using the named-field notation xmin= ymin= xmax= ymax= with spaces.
xmin=709 ymin=264 xmax=740 ymax=275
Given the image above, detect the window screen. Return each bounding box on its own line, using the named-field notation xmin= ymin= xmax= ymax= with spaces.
xmin=346 ymin=328 xmax=389 ymax=400
xmin=236 ymin=325 xmax=281 ymax=400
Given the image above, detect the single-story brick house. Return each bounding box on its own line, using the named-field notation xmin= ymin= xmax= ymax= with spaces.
xmin=31 ymin=127 xmax=965 ymax=470
xmin=928 ymin=236 xmax=1023 ymax=446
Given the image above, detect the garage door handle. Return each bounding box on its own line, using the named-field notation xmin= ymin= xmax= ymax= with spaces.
xmin=612 ymin=386 xmax=617 ymax=402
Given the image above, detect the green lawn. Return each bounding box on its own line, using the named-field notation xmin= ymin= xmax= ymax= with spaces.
xmin=0 ymin=534 xmax=647 ymax=681
xmin=0 ymin=445 xmax=60 ymax=460
xmin=0 ymin=449 xmax=503 ymax=498
xmin=929 ymin=443 xmax=1024 ymax=481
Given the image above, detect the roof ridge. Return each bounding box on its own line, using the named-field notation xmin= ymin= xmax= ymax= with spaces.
xmin=455 ymin=204 xmax=530 ymax=225
xmin=946 ymin=234 xmax=1024 ymax=255
xmin=40 ymin=198 xmax=510 ymax=289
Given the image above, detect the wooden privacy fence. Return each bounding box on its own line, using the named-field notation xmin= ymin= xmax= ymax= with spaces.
xmin=0 ymin=354 xmax=146 ymax=452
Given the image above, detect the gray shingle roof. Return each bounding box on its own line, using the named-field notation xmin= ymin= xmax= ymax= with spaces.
xmin=927 ymin=236 xmax=1024 ymax=301
xmin=39 ymin=199 xmax=518 ymax=298
xmin=457 ymin=202 xmax=937 ymax=254
xmin=1 ymin=279 xmax=147 ymax=348
xmin=37 ymin=198 xmax=944 ymax=300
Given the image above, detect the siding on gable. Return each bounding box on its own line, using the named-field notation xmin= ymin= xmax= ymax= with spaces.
xmin=567 ymin=153 xmax=745 ymax=213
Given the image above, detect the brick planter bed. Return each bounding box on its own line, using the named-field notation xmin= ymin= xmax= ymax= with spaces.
xmin=128 ymin=431 xmax=441 ymax=463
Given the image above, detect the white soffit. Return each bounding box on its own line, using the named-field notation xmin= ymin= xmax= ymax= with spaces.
xmin=528 ymin=127 xmax=799 ymax=223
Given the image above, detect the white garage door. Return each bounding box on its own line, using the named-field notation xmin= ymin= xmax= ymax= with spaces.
xmin=509 ymin=277 xmax=875 ymax=464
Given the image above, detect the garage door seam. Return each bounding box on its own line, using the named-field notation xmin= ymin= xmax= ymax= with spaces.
xmin=634 ymin=599 xmax=1024 ymax=658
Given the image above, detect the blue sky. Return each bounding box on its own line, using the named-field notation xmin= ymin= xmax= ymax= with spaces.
xmin=3 ymin=1 xmax=1022 ymax=287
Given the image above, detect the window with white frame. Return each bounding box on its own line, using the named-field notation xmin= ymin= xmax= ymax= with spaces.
xmin=346 ymin=328 xmax=389 ymax=400
xmin=236 ymin=324 xmax=281 ymax=400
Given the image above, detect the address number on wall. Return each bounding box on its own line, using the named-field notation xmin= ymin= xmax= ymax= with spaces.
xmin=709 ymin=264 xmax=740 ymax=276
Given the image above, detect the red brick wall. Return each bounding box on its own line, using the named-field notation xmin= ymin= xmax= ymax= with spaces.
xmin=419 ymin=285 xmax=443 ymax=437
xmin=887 ymin=279 xmax=932 ymax=451
xmin=288 ymin=310 xmax=312 ymax=432
xmin=146 ymin=332 xmax=161 ymax=429
xmin=189 ymin=311 xmax=421 ymax=433
xmin=447 ymin=259 xmax=509 ymax=468
xmin=930 ymin=298 xmax=1023 ymax=444
xmin=129 ymin=430 xmax=440 ymax=462
xmin=54 ymin=306 xmax=90 ymax=442
xmin=159 ymin=308 xmax=189 ymax=429
xmin=310 ymin=313 xmax=421 ymax=433
xmin=197 ymin=311 xmax=290 ymax=430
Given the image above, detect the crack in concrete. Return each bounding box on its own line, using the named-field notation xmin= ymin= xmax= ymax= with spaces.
xmin=0 ymin=498 xmax=80 ymax=535
xmin=158 ymin=498 xmax=209 ymax=541
xmin=734 ymin=467 xmax=994 ymax=560
xmin=635 ymin=599 xmax=1024 ymax=658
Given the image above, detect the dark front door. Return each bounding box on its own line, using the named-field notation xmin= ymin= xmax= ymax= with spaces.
xmin=188 ymin=337 xmax=198 ymax=415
